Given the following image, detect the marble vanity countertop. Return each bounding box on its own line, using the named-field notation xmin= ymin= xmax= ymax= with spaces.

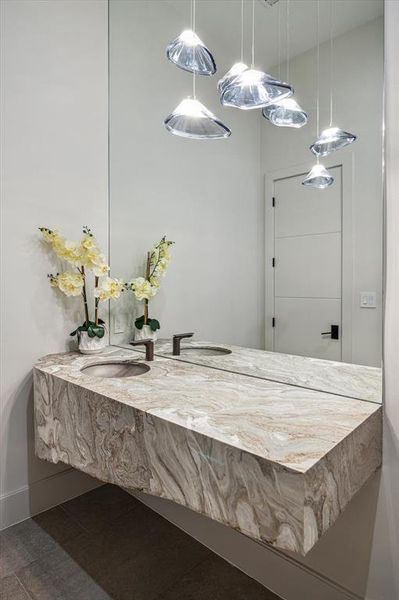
xmin=128 ymin=339 xmax=382 ymax=404
xmin=34 ymin=348 xmax=382 ymax=555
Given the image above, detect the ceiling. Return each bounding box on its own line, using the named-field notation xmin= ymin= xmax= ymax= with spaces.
xmin=165 ymin=0 xmax=383 ymax=69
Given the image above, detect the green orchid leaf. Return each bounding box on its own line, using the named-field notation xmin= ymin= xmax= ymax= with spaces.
xmin=148 ymin=318 xmax=160 ymax=331
xmin=70 ymin=323 xmax=88 ymax=336
xmin=135 ymin=315 xmax=145 ymax=329
xmin=71 ymin=321 xmax=106 ymax=337
xmin=94 ymin=327 xmax=105 ymax=338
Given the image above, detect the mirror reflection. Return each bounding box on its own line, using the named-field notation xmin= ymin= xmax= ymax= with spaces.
xmin=109 ymin=0 xmax=383 ymax=402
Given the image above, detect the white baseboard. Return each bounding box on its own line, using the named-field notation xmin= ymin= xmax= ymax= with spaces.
xmin=129 ymin=490 xmax=360 ymax=600
xmin=0 ymin=467 xmax=102 ymax=530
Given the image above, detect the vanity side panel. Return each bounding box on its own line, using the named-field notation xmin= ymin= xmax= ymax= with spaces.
xmin=303 ymin=408 xmax=382 ymax=553
xmin=33 ymin=368 xmax=305 ymax=554
xmin=34 ymin=368 xmax=151 ymax=490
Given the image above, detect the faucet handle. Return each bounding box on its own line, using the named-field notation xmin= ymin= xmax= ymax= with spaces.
xmin=172 ymin=332 xmax=194 ymax=356
xmin=130 ymin=339 xmax=154 ymax=361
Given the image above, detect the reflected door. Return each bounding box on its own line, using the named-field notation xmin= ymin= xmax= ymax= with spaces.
xmin=272 ymin=166 xmax=342 ymax=360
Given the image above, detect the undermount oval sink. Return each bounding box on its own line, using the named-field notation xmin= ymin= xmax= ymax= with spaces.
xmin=179 ymin=347 xmax=232 ymax=357
xmin=81 ymin=362 xmax=150 ymax=378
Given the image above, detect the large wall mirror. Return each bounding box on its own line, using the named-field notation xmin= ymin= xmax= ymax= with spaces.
xmin=109 ymin=0 xmax=383 ymax=402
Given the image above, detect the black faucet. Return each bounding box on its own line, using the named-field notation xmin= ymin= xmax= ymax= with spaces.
xmin=173 ymin=332 xmax=194 ymax=356
xmin=130 ymin=339 xmax=154 ymax=361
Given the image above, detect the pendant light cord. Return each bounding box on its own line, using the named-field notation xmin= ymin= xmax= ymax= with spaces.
xmin=316 ymin=0 xmax=320 ymax=140
xmin=191 ymin=0 xmax=195 ymax=31
xmin=251 ymin=0 xmax=255 ymax=68
xmin=286 ymin=0 xmax=290 ymax=83
xmin=278 ymin=0 xmax=281 ymax=80
xmin=191 ymin=0 xmax=196 ymax=98
xmin=329 ymin=0 xmax=334 ymax=127
xmin=240 ymin=0 xmax=244 ymax=63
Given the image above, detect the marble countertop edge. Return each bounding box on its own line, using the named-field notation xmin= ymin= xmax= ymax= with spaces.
xmin=33 ymin=351 xmax=381 ymax=476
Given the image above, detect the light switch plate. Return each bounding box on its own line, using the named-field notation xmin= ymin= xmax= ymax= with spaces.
xmin=360 ymin=292 xmax=377 ymax=308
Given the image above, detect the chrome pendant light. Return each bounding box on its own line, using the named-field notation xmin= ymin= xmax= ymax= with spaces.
xmin=302 ymin=163 xmax=333 ymax=189
xmin=263 ymin=97 xmax=308 ymax=128
xmin=303 ymin=0 xmax=334 ymax=189
xmin=164 ymin=97 xmax=231 ymax=139
xmin=220 ymin=0 xmax=293 ymax=110
xmin=310 ymin=0 xmax=357 ymax=156
xmin=310 ymin=127 xmax=357 ymax=157
xmin=164 ymin=1 xmax=230 ymax=140
xmin=221 ymin=69 xmax=292 ymax=110
xmin=166 ymin=30 xmax=216 ymax=76
xmin=218 ymin=61 xmax=248 ymax=97
xmin=262 ymin=0 xmax=307 ymax=128
xmin=166 ymin=0 xmax=216 ymax=75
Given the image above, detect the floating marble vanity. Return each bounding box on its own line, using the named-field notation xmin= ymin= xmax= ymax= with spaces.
xmin=122 ymin=339 xmax=382 ymax=403
xmin=34 ymin=348 xmax=382 ymax=556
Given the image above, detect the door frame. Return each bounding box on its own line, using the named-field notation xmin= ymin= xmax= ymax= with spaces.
xmin=264 ymin=155 xmax=354 ymax=363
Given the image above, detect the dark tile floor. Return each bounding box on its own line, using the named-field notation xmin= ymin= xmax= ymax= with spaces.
xmin=0 ymin=484 xmax=281 ymax=600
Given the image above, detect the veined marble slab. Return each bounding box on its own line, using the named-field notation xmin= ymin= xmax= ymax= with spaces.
xmin=121 ymin=339 xmax=382 ymax=404
xmin=34 ymin=349 xmax=382 ymax=555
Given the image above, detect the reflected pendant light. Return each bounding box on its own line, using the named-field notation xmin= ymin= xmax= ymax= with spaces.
xmin=303 ymin=0 xmax=334 ymax=188
xmin=310 ymin=0 xmax=357 ymax=156
xmin=220 ymin=0 xmax=293 ymax=110
xmin=164 ymin=97 xmax=231 ymax=139
xmin=302 ymin=163 xmax=334 ymax=189
xmin=262 ymin=0 xmax=307 ymax=128
xmin=166 ymin=1 xmax=216 ymax=75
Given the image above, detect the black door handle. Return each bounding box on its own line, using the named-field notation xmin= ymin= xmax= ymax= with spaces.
xmin=321 ymin=325 xmax=339 ymax=340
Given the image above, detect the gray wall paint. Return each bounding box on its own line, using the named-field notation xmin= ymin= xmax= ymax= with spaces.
xmin=0 ymin=0 xmax=108 ymax=528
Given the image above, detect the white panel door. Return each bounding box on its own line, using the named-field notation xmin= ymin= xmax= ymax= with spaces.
xmin=272 ymin=166 xmax=342 ymax=361
xmin=275 ymin=233 xmax=341 ymax=299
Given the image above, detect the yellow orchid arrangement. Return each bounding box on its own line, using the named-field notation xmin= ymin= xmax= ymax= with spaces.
xmin=127 ymin=236 xmax=174 ymax=333
xmin=39 ymin=226 xmax=124 ymax=339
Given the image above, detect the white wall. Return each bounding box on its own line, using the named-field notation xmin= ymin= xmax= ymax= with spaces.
xmin=261 ymin=18 xmax=383 ymax=367
xmin=0 ymin=0 xmax=109 ymax=529
xmin=109 ymin=0 xmax=264 ymax=349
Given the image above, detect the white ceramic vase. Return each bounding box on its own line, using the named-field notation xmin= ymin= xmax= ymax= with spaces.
xmin=78 ymin=331 xmax=107 ymax=354
xmin=134 ymin=325 xmax=158 ymax=342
